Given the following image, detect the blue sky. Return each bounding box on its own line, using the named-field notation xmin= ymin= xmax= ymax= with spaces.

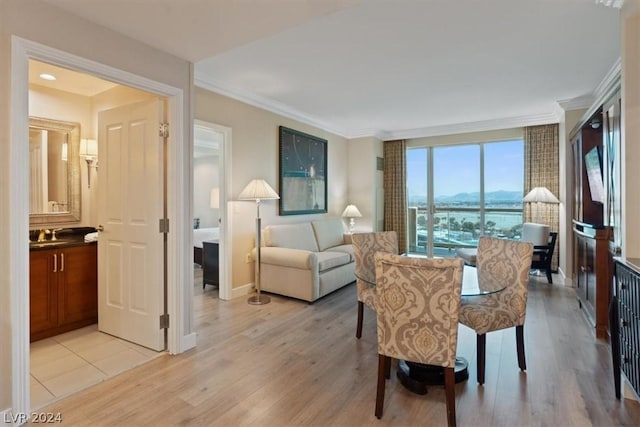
xmin=407 ymin=139 xmax=524 ymax=198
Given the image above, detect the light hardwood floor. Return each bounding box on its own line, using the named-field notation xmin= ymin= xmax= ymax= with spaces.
xmin=30 ymin=272 xmax=640 ymax=426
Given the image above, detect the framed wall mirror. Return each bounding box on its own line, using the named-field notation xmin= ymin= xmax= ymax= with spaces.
xmin=29 ymin=117 xmax=81 ymax=225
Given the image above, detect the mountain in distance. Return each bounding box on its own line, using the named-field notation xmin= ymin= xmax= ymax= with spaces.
xmin=435 ymin=190 xmax=522 ymax=203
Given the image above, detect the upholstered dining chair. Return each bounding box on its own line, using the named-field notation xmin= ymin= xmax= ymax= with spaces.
xmin=351 ymin=231 xmax=398 ymax=339
xmin=458 ymin=236 xmax=533 ymax=385
xmin=374 ymin=253 xmax=464 ymax=427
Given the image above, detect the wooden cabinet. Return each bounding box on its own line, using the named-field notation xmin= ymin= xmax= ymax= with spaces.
xmin=30 ymin=243 xmax=98 ymax=341
xmin=611 ymin=259 xmax=640 ymax=399
xmin=574 ymin=222 xmax=612 ymax=339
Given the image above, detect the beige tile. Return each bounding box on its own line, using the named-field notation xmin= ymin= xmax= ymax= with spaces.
xmin=30 ymin=353 xmax=91 ymax=382
xmin=56 ymin=330 xmax=116 ymax=354
xmin=30 ymin=376 xmax=55 ymax=410
xmin=30 ymin=341 xmax=76 ymax=367
xmin=74 ymin=339 xmax=130 ymax=364
xmin=42 ymin=364 xmax=105 ymax=398
xmin=91 ymin=348 xmax=151 ymax=376
xmin=120 ymin=340 xmax=164 ymax=359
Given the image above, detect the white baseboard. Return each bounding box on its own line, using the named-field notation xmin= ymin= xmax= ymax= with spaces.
xmin=180 ymin=333 xmax=197 ymax=353
xmin=231 ymin=283 xmax=253 ymax=299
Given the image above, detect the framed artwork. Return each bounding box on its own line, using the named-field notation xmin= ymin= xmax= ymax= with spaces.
xmin=279 ymin=126 xmax=327 ymax=215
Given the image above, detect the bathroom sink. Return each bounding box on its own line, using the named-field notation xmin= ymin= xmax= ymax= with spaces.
xmin=29 ymin=240 xmax=70 ymax=248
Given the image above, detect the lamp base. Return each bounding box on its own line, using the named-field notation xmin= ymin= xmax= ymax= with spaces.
xmin=248 ymin=294 xmax=271 ymax=305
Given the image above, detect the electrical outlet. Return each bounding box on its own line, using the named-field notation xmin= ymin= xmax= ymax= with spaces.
xmin=246 ymin=252 xmax=252 ymax=263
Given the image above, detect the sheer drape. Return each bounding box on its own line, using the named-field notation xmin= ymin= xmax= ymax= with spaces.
xmin=524 ymin=124 xmax=559 ymax=270
xmin=383 ymin=140 xmax=407 ymax=254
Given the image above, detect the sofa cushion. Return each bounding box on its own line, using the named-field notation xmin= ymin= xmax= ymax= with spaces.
xmin=326 ymin=243 xmax=354 ymax=262
xmin=264 ymin=223 xmax=319 ymax=252
xmin=316 ymin=251 xmax=351 ymax=272
xmin=312 ymin=218 xmax=345 ymax=251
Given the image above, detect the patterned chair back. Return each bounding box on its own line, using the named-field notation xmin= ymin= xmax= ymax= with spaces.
xmin=374 ymin=253 xmax=464 ymax=368
xmin=474 ymin=236 xmax=534 ymax=329
xmin=352 ymin=232 xmax=398 ymax=306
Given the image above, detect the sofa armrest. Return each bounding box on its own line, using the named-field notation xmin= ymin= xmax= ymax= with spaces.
xmin=255 ymin=246 xmax=317 ymax=270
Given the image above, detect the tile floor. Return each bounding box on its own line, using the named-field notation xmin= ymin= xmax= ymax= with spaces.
xmin=30 ymin=325 xmax=162 ymax=410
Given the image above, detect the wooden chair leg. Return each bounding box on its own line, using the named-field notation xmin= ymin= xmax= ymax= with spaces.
xmin=384 ymin=355 xmax=391 ymax=379
xmin=444 ymin=367 xmax=457 ymax=427
xmin=477 ymin=334 xmax=486 ymax=385
xmin=356 ymin=301 xmax=364 ymax=339
xmin=375 ymin=354 xmax=388 ymax=419
xmin=545 ymin=267 xmax=553 ymax=284
xmin=516 ymin=325 xmax=526 ymax=371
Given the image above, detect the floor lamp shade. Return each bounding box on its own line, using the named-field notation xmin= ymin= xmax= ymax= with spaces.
xmin=239 ymin=179 xmax=279 ymax=305
xmin=523 ymin=187 xmax=560 ymax=204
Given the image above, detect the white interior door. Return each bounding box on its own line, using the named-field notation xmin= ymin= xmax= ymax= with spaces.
xmin=97 ymin=99 xmax=165 ymax=351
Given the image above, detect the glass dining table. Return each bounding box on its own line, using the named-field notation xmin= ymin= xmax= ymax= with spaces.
xmin=355 ymin=257 xmax=507 ymax=395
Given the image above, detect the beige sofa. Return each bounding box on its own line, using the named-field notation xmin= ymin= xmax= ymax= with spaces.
xmin=257 ymin=218 xmax=355 ymax=302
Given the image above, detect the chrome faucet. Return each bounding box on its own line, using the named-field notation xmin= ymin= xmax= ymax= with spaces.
xmin=51 ymin=229 xmax=62 ymax=241
xmin=37 ymin=229 xmax=50 ymax=242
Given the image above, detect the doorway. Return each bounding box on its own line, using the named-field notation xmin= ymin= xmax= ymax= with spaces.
xmin=11 ymin=38 xmax=190 ymax=416
xmin=27 ymin=60 xmax=167 ymax=407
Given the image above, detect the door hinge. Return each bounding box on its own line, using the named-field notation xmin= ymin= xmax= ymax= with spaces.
xmin=159 ymin=218 xmax=170 ymax=233
xmin=159 ymin=122 xmax=169 ymax=138
xmin=160 ymin=313 xmax=170 ymax=329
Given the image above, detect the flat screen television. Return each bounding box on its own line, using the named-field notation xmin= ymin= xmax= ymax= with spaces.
xmin=584 ymin=146 xmax=605 ymax=204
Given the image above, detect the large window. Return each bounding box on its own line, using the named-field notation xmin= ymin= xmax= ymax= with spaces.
xmin=407 ymin=139 xmax=524 ymax=256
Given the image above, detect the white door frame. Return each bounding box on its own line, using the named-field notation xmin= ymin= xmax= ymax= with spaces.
xmin=10 ymin=36 xmax=190 ymax=415
xmin=193 ymin=120 xmax=232 ymax=300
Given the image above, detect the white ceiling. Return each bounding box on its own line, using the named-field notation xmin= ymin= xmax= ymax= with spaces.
xmin=41 ymin=0 xmax=621 ymax=139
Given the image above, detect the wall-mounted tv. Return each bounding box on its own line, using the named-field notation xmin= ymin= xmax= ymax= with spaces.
xmin=584 ymin=146 xmax=605 ymax=204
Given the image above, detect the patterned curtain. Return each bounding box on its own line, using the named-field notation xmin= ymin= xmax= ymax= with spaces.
xmin=524 ymin=124 xmax=559 ymax=270
xmin=383 ymin=140 xmax=407 ymax=254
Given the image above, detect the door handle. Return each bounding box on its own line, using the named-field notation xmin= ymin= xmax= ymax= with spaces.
xmin=97 ymin=225 xmax=104 ymax=232
xmin=53 ymin=254 xmax=57 ymax=273
xmin=60 ymin=253 xmax=64 ymax=272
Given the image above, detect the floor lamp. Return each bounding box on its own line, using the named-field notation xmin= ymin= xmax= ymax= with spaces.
xmin=523 ymin=186 xmax=560 ymax=222
xmin=239 ymin=179 xmax=280 ymax=305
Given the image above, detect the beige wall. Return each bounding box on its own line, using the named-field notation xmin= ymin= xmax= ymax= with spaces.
xmin=0 ymin=0 xmax=192 ymax=412
xmin=347 ymin=136 xmax=383 ymax=232
xmin=195 ymin=88 xmax=350 ymax=290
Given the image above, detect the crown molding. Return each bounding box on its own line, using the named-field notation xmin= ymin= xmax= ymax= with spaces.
xmin=596 ymin=0 xmax=625 ymax=8
xmin=593 ymin=57 xmax=622 ymax=102
xmin=557 ymin=95 xmax=594 ymax=112
xmin=375 ymin=112 xmax=561 ymax=141
xmin=195 ymin=76 xmax=564 ymax=141
xmin=194 ymin=76 xmax=350 ymax=138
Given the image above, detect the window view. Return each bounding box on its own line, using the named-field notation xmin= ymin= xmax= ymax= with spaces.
xmin=407 ymin=139 xmax=524 ymax=256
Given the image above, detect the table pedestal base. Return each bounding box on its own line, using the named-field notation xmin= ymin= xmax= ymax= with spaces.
xmin=397 ymin=357 xmax=469 ymax=395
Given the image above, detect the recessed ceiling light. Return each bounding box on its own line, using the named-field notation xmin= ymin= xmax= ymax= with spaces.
xmin=39 ymin=73 xmax=56 ymax=81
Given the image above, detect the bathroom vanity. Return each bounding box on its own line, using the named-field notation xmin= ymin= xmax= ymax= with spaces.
xmin=29 ymin=237 xmax=97 ymax=342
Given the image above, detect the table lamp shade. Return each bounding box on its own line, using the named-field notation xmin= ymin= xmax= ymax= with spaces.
xmin=342 ymin=204 xmax=362 ymax=218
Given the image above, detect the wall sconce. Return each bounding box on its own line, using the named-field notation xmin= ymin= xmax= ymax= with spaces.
xmin=210 ymin=187 xmax=220 ymax=209
xmin=80 ymin=139 xmax=98 ymax=188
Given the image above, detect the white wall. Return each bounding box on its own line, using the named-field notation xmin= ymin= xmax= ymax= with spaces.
xmin=193 ymin=155 xmax=220 ymax=228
